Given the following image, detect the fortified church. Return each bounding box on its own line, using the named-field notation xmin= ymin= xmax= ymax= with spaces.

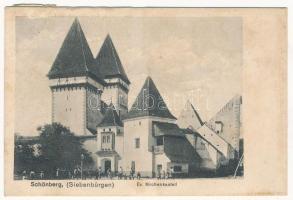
xmin=47 ymin=18 xmax=242 ymax=177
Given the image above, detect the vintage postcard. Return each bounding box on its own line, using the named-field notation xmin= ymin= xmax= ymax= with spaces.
xmin=4 ymin=7 xmax=287 ymax=195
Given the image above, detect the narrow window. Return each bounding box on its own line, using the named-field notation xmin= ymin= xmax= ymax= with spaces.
xmin=135 ymin=138 xmax=140 ymax=148
xmin=107 ymin=135 xmax=110 ymax=143
xmin=139 ymin=121 xmax=141 ymax=126
xmin=215 ymin=121 xmax=223 ymax=134
xmin=102 ymin=136 xmax=106 ymax=143
xmin=109 ymin=128 xmax=111 ymax=131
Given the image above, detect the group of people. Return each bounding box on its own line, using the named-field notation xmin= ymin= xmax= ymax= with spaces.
xmin=95 ymin=166 xmax=141 ymax=180
xmin=156 ymin=170 xmax=171 ymax=179
xmin=95 ymin=167 xmax=114 ymax=179
xmin=156 ymin=166 xmax=175 ymax=179
xmin=20 ymin=166 xmax=174 ymax=180
xmin=21 ymin=170 xmax=45 ymax=180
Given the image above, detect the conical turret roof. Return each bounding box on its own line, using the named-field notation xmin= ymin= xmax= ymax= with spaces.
xmin=98 ymin=104 xmax=123 ymax=127
xmin=96 ymin=34 xmax=130 ymax=84
xmin=48 ymin=18 xmax=105 ymax=85
xmin=125 ymin=76 xmax=176 ymax=120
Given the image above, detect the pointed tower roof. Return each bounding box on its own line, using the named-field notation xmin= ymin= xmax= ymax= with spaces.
xmin=177 ymin=101 xmax=203 ymax=130
xmin=96 ymin=34 xmax=130 ymax=84
xmin=125 ymin=76 xmax=176 ymax=120
xmin=48 ymin=18 xmax=105 ymax=85
xmin=98 ymin=104 xmax=123 ymax=127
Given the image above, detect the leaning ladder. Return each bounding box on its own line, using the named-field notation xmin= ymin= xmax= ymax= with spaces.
xmin=233 ymin=154 xmax=244 ymax=178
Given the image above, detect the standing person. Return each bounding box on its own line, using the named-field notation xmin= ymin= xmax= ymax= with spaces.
xmin=56 ymin=168 xmax=60 ymax=179
xmin=73 ymin=168 xmax=78 ymax=179
xmin=29 ymin=170 xmax=35 ymax=180
xmin=95 ymin=169 xmax=98 ymax=180
xmin=166 ymin=171 xmax=169 ymax=179
xmin=169 ymin=167 xmax=174 ymax=179
xmin=40 ymin=171 xmax=44 ymax=179
xmin=22 ymin=170 xmax=27 ymax=180
xmin=157 ymin=170 xmax=161 ymax=179
xmin=137 ymin=172 xmax=141 ymax=180
xmin=118 ymin=167 xmax=123 ymax=180
xmin=107 ymin=169 xmax=112 ymax=179
xmin=130 ymin=167 xmax=135 ymax=180
xmin=97 ymin=167 xmax=102 ymax=179
xmin=162 ymin=170 xmax=166 ymax=179
xmin=68 ymin=170 xmax=72 ymax=179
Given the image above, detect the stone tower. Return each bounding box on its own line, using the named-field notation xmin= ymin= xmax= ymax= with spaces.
xmin=47 ymin=18 xmax=105 ymax=136
xmin=122 ymin=76 xmax=177 ymax=177
xmin=96 ymin=34 xmax=130 ymax=118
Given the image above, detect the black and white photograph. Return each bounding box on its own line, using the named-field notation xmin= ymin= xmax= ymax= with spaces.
xmin=13 ymin=15 xmax=243 ymax=181
xmin=4 ymin=7 xmax=287 ymax=196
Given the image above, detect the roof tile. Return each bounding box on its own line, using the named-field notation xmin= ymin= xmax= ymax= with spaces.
xmin=48 ymin=18 xmax=104 ymax=85
xmin=96 ymin=34 xmax=130 ymax=84
xmin=125 ymin=76 xmax=176 ymax=120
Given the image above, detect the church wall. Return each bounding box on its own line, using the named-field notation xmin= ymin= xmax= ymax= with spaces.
xmin=86 ymin=89 xmax=103 ymax=132
xmin=101 ymin=85 xmax=118 ymax=106
xmin=177 ymin=105 xmax=202 ymax=130
xmin=101 ymin=84 xmax=128 ymax=117
xmin=154 ymin=153 xmax=170 ymax=174
xmin=115 ymin=127 xmax=124 ymax=168
xmin=123 ymin=118 xmax=153 ymax=177
xmin=194 ymin=136 xmax=230 ymax=171
xmin=207 ymin=95 xmax=242 ymax=151
xmin=117 ymin=87 xmax=128 ymax=117
xmin=196 ymin=125 xmax=230 ymax=158
xmin=123 ymin=117 xmax=176 ymax=177
xmin=52 ymin=87 xmax=86 ymax=135
xmin=185 ymin=133 xmax=196 ymax=148
xmin=51 ymin=76 xmax=104 ymax=136
xmin=193 ymin=136 xmax=217 ymax=170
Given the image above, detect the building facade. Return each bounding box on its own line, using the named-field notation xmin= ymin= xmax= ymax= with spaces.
xmin=46 ymin=18 xmax=243 ymax=177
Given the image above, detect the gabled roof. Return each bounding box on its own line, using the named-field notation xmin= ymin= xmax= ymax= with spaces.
xmin=48 ymin=18 xmax=105 ymax=85
xmin=153 ymin=121 xmax=184 ymax=137
xmin=96 ymin=34 xmax=130 ymax=84
xmin=98 ymin=104 xmax=123 ymax=127
xmin=177 ymin=101 xmax=203 ymax=130
xmin=163 ymin=134 xmax=201 ymax=163
xmin=125 ymin=76 xmax=176 ymax=120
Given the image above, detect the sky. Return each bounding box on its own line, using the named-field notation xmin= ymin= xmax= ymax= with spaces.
xmin=15 ymin=16 xmax=242 ymax=136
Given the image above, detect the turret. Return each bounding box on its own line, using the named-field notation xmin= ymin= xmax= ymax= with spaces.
xmin=48 ymin=18 xmax=105 ymax=135
xmin=96 ymin=34 xmax=130 ymax=118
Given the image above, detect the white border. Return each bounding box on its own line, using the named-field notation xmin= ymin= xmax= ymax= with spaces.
xmin=0 ymin=1 xmax=291 ymax=200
